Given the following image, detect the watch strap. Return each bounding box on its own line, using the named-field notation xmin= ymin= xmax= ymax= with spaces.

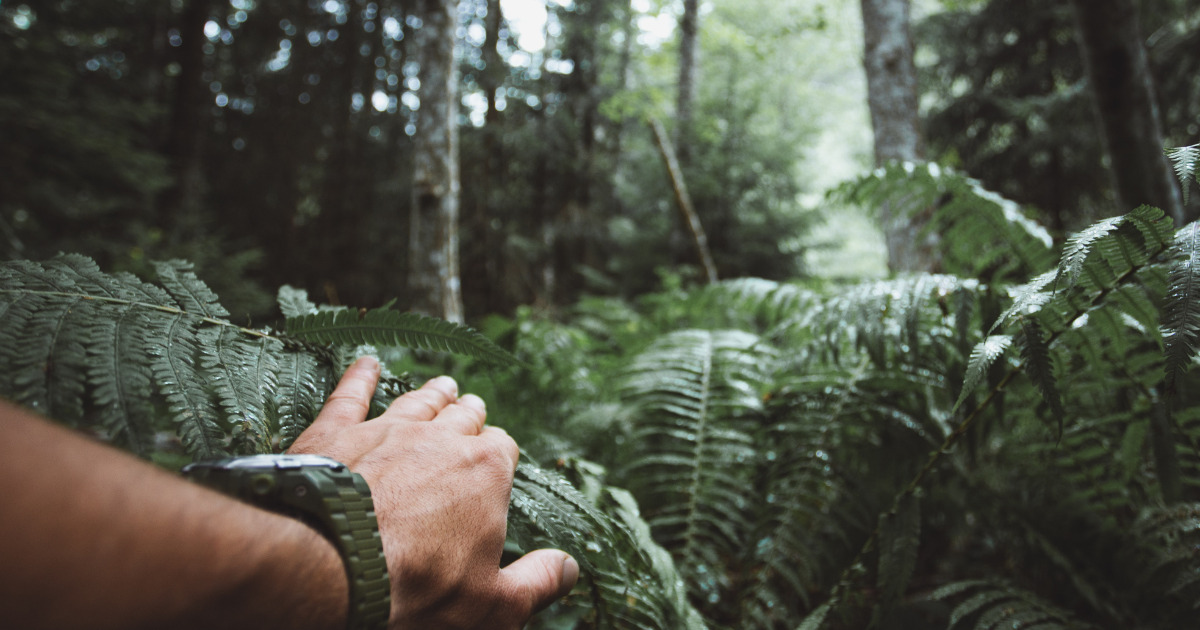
xmin=299 ymin=468 xmax=391 ymax=630
xmin=183 ymin=458 xmax=391 ymax=630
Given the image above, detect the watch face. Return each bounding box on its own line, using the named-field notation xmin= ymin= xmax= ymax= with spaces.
xmin=221 ymin=454 xmax=346 ymax=471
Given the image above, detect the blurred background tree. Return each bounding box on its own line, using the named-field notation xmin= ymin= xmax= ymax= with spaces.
xmin=917 ymin=0 xmax=1199 ymax=232
xmin=2 ymin=0 xmax=1196 ymax=312
xmin=1 ymin=0 xmax=856 ymax=321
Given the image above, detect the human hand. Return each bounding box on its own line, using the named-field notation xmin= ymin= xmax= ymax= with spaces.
xmin=288 ymin=356 xmax=578 ymax=629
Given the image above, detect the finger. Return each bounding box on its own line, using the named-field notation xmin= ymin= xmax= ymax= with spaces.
xmin=478 ymin=425 xmax=520 ymax=471
xmin=384 ymin=376 xmax=458 ymax=422
xmin=432 ymin=394 xmax=487 ymax=435
xmin=308 ymin=356 xmax=380 ymax=431
xmin=497 ymin=550 xmax=579 ymax=621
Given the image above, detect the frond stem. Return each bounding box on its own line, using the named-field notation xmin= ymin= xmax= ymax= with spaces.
xmin=0 ymin=288 xmax=271 ymax=339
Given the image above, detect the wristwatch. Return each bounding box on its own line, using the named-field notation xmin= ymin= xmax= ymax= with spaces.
xmin=181 ymin=454 xmax=391 ymax=630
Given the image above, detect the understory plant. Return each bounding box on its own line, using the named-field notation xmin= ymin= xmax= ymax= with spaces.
xmin=4 ymin=151 xmax=1200 ymax=629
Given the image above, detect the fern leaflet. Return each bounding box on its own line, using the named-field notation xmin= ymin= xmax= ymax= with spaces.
xmin=1166 ymin=144 xmax=1198 ymax=206
xmin=955 ymin=335 xmax=1012 ymax=412
xmin=1163 ymin=222 xmax=1200 ymax=391
xmin=285 ymin=306 xmax=517 ymax=366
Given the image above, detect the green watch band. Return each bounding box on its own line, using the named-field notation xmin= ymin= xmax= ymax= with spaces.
xmin=182 ymin=454 xmax=391 ymax=630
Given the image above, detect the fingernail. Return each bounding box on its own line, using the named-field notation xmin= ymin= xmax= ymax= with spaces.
xmin=425 ymin=375 xmax=458 ymax=396
xmin=559 ymin=555 xmax=579 ymax=596
xmin=458 ymin=393 xmax=486 ymax=412
xmin=356 ymin=356 xmax=380 ymax=373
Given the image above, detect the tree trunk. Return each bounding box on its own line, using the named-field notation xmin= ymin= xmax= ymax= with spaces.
xmin=650 ymin=117 xmax=719 ymax=284
xmin=475 ymin=0 xmax=504 ymax=313
xmin=409 ymin=0 xmax=464 ymax=322
xmin=675 ymin=0 xmax=700 ymax=167
xmin=860 ymin=0 xmax=936 ymax=272
xmin=1069 ymin=0 xmax=1184 ymax=225
xmin=160 ymin=0 xmax=213 ymax=243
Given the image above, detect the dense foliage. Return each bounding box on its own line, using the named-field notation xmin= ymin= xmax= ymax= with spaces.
xmin=917 ymin=0 xmax=1200 ymax=231
xmin=5 ymin=0 xmax=1200 ymax=628
xmin=9 ymin=161 xmax=1199 ymax=627
xmin=0 ymin=0 xmax=834 ymax=317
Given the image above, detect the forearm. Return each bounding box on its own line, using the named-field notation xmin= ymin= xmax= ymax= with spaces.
xmin=0 ymin=401 xmax=348 ymax=630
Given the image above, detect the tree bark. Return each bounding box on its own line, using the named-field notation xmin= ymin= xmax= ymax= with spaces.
xmin=408 ymin=0 xmax=464 ymax=322
xmin=675 ymin=0 xmax=700 ymax=167
xmin=650 ymin=117 xmax=718 ymax=284
xmin=860 ymin=0 xmax=937 ymax=272
xmin=1069 ymin=0 xmax=1184 ymax=225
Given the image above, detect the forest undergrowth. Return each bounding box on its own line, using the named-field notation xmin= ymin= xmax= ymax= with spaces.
xmin=3 ymin=154 xmax=1200 ymax=629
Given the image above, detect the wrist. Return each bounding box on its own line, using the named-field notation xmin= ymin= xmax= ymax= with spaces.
xmin=181 ymin=455 xmax=390 ymax=629
xmin=174 ymin=493 xmax=351 ymax=630
xmin=252 ymin=513 xmax=350 ymax=630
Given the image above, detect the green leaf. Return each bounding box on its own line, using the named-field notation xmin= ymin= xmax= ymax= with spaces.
xmin=1163 ymin=222 xmax=1200 ymax=391
xmin=795 ymin=600 xmax=832 ymax=630
xmin=1017 ymin=318 xmax=1064 ymax=437
xmin=285 ymin=306 xmax=517 ymax=366
xmin=276 ymin=284 xmax=318 ymax=318
xmin=1166 ymin=144 xmax=1199 ymax=206
xmin=1056 ymin=216 xmax=1125 ymax=292
xmin=876 ymin=493 xmax=921 ymax=606
xmin=152 ymin=260 xmax=229 ymax=319
xmin=955 ymin=335 xmax=1012 ymax=412
xmin=148 ymin=313 xmax=227 ymax=459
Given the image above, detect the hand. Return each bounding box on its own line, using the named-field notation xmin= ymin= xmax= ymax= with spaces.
xmin=288 ymin=357 xmax=578 ymax=629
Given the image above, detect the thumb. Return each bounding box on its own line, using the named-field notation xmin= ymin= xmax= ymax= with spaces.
xmin=498 ymin=549 xmax=580 ymax=619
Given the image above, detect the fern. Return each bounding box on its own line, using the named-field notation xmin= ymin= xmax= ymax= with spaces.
xmin=1055 ymin=215 xmax=1126 ymax=292
xmin=1165 ymin=144 xmax=1199 ymax=206
xmin=1132 ymin=503 xmax=1200 ymax=612
xmin=509 ymin=459 xmax=707 ymax=629
xmin=930 ymin=580 xmax=1097 ymax=629
xmin=0 ymin=254 xmax=708 ymax=629
xmin=836 ymin=162 xmax=1054 ymax=282
xmin=955 ymin=335 xmax=1012 ymax=412
xmin=618 ymin=329 xmax=773 ymax=614
xmin=285 ymin=305 xmax=517 ymax=366
xmin=1163 ymin=222 xmax=1200 ymax=391
xmin=1016 ymin=318 xmax=1064 ymax=436
xmin=875 ymin=493 xmax=921 ymax=613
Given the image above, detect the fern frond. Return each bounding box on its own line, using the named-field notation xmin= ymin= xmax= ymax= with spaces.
xmin=1122 ymin=503 xmax=1200 ymax=625
xmin=1017 ymin=318 xmax=1065 ymax=437
xmin=955 ymin=335 xmax=1012 ymax=412
xmin=1163 ymin=222 xmax=1200 ymax=391
xmin=86 ymin=303 xmax=156 ymax=454
xmin=993 ymin=271 xmax=1057 ymax=334
xmin=619 ymin=329 xmax=772 ymax=610
xmin=276 ymin=284 xmax=319 ymax=318
xmin=206 ymin=327 xmax=271 ymax=453
xmin=285 ymin=306 xmax=516 ymax=366
xmin=794 ymin=600 xmax=832 ymax=630
xmin=152 ymin=260 xmax=229 ymax=319
xmin=1057 ymin=216 xmax=1125 ymax=292
xmin=836 ymin=162 xmax=1054 ymax=281
xmin=508 ymin=460 xmax=708 ymax=629
xmin=931 ymin=580 xmax=1094 ymax=629
xmin=273 ymin=350 xmax=328 ymax=449
xmin=1165 ymin=144 xmax=1198 ymax=206
xmin=146 ymin=314 xmax=227 ymax=458
xmin=876 ymin=493 xmax=921 ymax=607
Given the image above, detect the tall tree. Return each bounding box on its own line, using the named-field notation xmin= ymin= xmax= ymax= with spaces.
xmin=676 ymin=0 xmax=700 ymax=166
xmin=160 ymin=0 xmax=215 ymax=242
xmin=860 ymin=0 xmax=935 ymax=272
xmin=409 ymin=0 xmax=464 ymax=322
xmin=1068 ymin=0 xmax=1185 ymax=225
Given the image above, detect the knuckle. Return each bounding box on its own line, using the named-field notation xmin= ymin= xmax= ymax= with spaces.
xmin=325 ymin=391 xmax=371 ymax=415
